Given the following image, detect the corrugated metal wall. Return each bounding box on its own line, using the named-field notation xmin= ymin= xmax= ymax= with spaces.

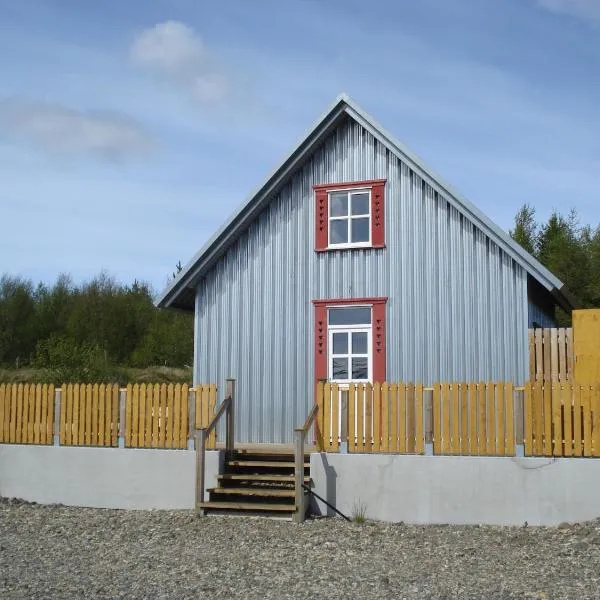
xmin=195 ymin=115 xmax=529 ymax=443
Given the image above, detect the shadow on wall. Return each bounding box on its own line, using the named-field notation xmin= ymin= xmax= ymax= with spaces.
xmin=310 ymin=452 xmax=337 ymax=517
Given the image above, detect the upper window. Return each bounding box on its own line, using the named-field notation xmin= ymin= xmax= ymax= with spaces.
xmin=314 ymin=179 xmax=386 ymax=251
xmin=329 ymin=189 xmax=371 ymax=247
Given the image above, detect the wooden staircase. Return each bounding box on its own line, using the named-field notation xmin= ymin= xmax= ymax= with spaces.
xmin=198 ymin=449 xmax=311 ymax=518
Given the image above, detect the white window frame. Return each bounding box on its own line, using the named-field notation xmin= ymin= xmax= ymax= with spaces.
xmin=327 ymin=306 xmax=373 ymax=384
xmin=327 ymin=188 xmax=372 ymax=249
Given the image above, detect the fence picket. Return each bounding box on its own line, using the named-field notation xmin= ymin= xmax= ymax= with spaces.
xmin=441 ymin=384 xmax=450 ymax=454
xmin=144 ymin=385 xmax=153 ymax=448
xmin=451 ymin=384 xmax=460 ymax=455
xmin=505 ymin=382 xmax=514 ymax=455
xmin=373 ymin=383 xmax=381 ymax=452
xmin=356 ymin=384 xmax=364 ymax=453
xmin=398 ymin=384 xmax=407 ymax=454
xmin=389 ymin=384 xmax=398 ymax=453
xmin=573 ymin=384 xmax=582 ymax=457
xmin=543 ymin=380 xmax=552 ymax=456
xmin=407 ymin=383 xmax=415 ymax=454
xmin=460 ymin=383 xmax=468 ymax=455
xmin=552 ymin=381 xmax=562 ymax=456
xmin=583 ymin=385 xmax=592 ymax=457
xmin=415 ymin=383 xmax=424 ymax=454
xmin=593 ymin=385 xmax=600 ymax=458
xmin=85 ymin=384 xmax=92 ymax=446
xmin=91 ymin=384 xmax=99 ymax=446
xmin=433 ymin=384 xmax=441 ymax=455
xmin=331 ymin=384 xmax=339 ymax=452
xmin=496 ymin=383 xmax=505 ymax=455
xmin=486 ymin=382 xmax=495 ymax=455
xmin=365 ymin=384 xmax=373 ymax=452
xmin=524 ymin=382 xmax=533 ymax=455
xmin=34 ymin=384 xmax=42 ymax=444
xmin=208 ymin=385 xmax=217 ymax=449
xmin=381 ymin=383 xmax=390 ymax=452
xmin=166 ymin=384 xmax=175 ymax=449
xmin=562 ymin=383 xmax=573 ymax=457
xmin=477 ymin=383 xmax=486 ymax=455
xmin=316 ymin=382 xmax=324 ymax=450
xmin=323 ymin=383 xmax=331 ymax=451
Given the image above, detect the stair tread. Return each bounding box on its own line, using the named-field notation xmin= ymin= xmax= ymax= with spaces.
xmin=218 ymin=474 xmax=310 ymax=482
xmin=209 ymin=487 xmax=295 ymax=498
xmin=198 ymin=501 xmax=296 ymax=512
xmin=227 ymin=460 xmax=308 ymax=468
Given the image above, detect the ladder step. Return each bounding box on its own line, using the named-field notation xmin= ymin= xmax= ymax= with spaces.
xmin=227 ymin=460 xmax=309 ymax=468
xmin=198 ymin=501 xmax=296 ymax=512
xmin=218 ymin=474 xmax=310 ymax=482
xmin=209 ymin=487 xmax=295 ymax=498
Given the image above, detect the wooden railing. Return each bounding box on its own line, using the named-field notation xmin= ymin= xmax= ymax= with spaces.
xmin=293 ymin=402 xmax=319 ymax=524
xmin=529 ymin=327 xmax=573 ymax=382
xmin=195 ymin=379 xmax=235 ymax=515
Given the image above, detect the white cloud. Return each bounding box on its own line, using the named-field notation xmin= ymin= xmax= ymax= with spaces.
xmin=129 ymin=21 xmax=228 ymax=104
xmin=0 ymin=99 xmax=155 ymax=163
xmin=537 ymin=0 xmax=600 ymax=21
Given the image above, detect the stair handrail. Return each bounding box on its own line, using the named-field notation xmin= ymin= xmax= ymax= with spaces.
xmin=195 ymin=378 xmax=235 ymax=515
xmin=293 ymin=402 xmax=319 ymax=523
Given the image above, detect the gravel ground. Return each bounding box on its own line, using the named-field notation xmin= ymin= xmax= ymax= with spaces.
xmin=1 ymin=498 xmax=599 ymax=600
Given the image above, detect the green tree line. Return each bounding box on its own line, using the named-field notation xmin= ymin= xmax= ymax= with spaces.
xmin=0 ymin=272 xmax=192 ymax=382
xmin=510 ymin=206 xmax=600 ymax=323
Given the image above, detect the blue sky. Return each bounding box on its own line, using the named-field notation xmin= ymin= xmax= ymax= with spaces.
xmin=0 ymin=0 xmax=598 ymax=292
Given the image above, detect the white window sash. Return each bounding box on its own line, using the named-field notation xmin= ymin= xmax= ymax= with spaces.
xmin=327 ymin=189 xmax=371 ymax=248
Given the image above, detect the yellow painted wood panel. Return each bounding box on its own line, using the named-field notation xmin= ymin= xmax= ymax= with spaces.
xmin=543 ymin=381 xmax=552 ymax=456
xmin=535 ymin=329 xmax=543 ymax=381
xmin=172 ymin=384 xmax=181 ymax=448
xmin=347 ymin=384 xmax=355 ymax=452
xmin=356 ymin=384 xmax=364 ymax=453
xmin=365 ymin=384 xmax=373 ymax=452
xmin=331 ymin=384 xmax=339 ymax=452
xmin=432 ymin=384 xmax=441 ymax=455
xmin=33 ymin=384 xmax=42 ymax=444
xmin=593 ymin=385 xmax=600 ymax=457
xmin=0 ymin=384 xmax=5 ymax=443
xmin=85 ymin=384 xmax=93 ymax=446
xmin=316 ymin=382 xmax=324 ymax=450
xmin=46 ymin=384 xmax=55 ymax=445
xmin=552 ymin=381 xmax=562 ymax=456
xmin=533 ymin=382 xmax=543 ymax=455
xmin=468 ymin=383 xmax=477 ymax=455
xmin=496 ymin=383 xmax=505 ymax=456
xmin=505 ymin=382 xmax=514 ymax=456
xmin=477 ymin=383 xmax=486 ymax=455
xmin=573 ymin=384 xmax=582 ymax=457
xmin=78 ymin=385 xmax=86 ymax=445
xmin=398 ymin=384 xmax=407 ymax=454
xmin=524 ymin=382 xmax=533 ymax=455
xmin=550 ymin=328 xmax=558 ymax=380
xmin=97 ymin=384 xmax=105 ymax=447
xmin=166 ymin=384 xmax=175 ymax=449
xmin=21 ymin=384 xmax=30 ymax=443
xmin=460 ymin=384 xmax=468 ymax=455
xmin=486 ymin=382 xmax=495 ymax=456
xmin=381 ymin=383 xmax=390 ymax=453
xmin=130 ymin=384 xmax=138 ymax=447
xmin=389 ymin=384 xmax=398 ymax=453
xmin=441 ymin=384 xmax=451 ymax=454
xmin=573 ymin=309 xmax=600 ymax=385
xmin=407 ymin=383 xmax=416 ymax=454
xmin=528 ymin=330 xmax=535 ymax=382
xmin=373 ymin=383 xmax=381 ymax=452
xmin=64 ymin=384 xmax=72 ymax=445
xmin=451 ymin=384 xmax=460 ymax=455
xmin=322 ymin=383 xmax=331 ymax=451
xmin=9 ymin=385 xmax=17 ymax=443
xmin=137 ymin=384 xmax=147 ymax=448
xmin=180 ymin=384 xmax=189 ymax=449
xmin=91 ymin=384 xmax=99 ymax=446
xmin=145 ymin=385 xmax=153 ymax=448
xmin=566 ymin=328 xmax=574 ymax=379
xmin=111 ymin=385 xmax=119 ymax=447
xmin=543 ymin=329 xmax=551 ymax=382
xmin=562 ymin=383 xmax=572 ymax=457
xmin=415 ymin=383 xmax=424 ymax=455
xmin=582 ymin=385 xmax=592 ymax=457
xmin=558 ymin=328 xmax=566 ymax=381
xmin=15 ymin=384 xmax=24 ymax=443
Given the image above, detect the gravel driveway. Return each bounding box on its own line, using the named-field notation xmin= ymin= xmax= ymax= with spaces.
xmin=1 ymin=498 xmax=599 ymax=599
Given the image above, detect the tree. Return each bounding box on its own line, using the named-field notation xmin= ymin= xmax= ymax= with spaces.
xmin=510 ymin=204 xmax=538 ymax=255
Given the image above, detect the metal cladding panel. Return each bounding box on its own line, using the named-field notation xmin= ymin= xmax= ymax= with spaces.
xmin=194 ymin=116 xmax=529 ymax=443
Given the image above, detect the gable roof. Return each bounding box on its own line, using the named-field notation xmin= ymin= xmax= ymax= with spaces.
xmin=156 ymin=94 xmax=575 ymax=312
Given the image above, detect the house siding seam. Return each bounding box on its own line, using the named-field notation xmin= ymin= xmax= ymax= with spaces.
xmin=194 ymin=115 xmax=529 ymax=444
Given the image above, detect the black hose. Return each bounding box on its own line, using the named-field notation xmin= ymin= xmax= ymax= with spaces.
xmin=301 ymin=483 xmax=351 ymax=521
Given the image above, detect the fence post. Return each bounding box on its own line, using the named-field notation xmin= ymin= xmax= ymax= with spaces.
xmin=118 ymin=388 xmax=126 ymax=449
xmin=293 ymin=428 xmax=306 ymax=523
xmin=195 ymin=428 xmax=207 ymax=515
xmin=188 ymin=387 xmax=196 ymax=450
xmin=514 ymin=388 xmax=525 ymax=457
xmin=424 ymin=389 xmax=434 ymax=456
xmin=53 ymin=387 xmax=61 ymax=446
xmin=339 ymin=391 xmax=348 ymax=454
xmin=226 ymin=378 xmax=235 ymax=457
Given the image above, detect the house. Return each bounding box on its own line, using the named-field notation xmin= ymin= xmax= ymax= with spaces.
xmin=157 ymin=94 xmax=574 ymax=445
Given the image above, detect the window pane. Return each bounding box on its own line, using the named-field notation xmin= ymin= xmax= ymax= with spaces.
xmin=330 ymin=219 xmax=348 ymax=244
xmin=332 ymin=358 xmax=349 ymax=379
xmin=332 ymin=332 xmax=348 ymax=355
xmin=351 ymin=218 xmax=370 ymax=243
xmin=330 ymin=192 xmax=348 ymax=217
xmin=351 ymin=192 xmax=369 ymax=216
xmin=352 ymin=357 xmax=368 ymax=379
xmin=328 ymin=307 xmax=371 ymax=325
xmin=352 ymin=331 xmax=368 ymax=354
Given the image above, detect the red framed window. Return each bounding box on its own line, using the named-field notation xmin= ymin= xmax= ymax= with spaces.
xmin=313 ymin=298 xmax=387 ymax=383
xmin=314 ymin=179 xmax=386 ymax=251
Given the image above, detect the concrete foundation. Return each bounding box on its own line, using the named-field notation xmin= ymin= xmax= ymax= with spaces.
xmin=0 ymin=445 xmax=223 ymax=510
xmin=310 ymin=453 xmax=600 ymax=526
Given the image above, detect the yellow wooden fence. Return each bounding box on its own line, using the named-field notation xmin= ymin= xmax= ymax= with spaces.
xmin=0 ymin=383 xmax=217 ymax=449
xmin=524 ymin=382 xmax=600 ymax=457
xmin=529 ymin=328 xmax=573 ymax=382
xmin=0 ymin=383 xmax=55 ymax=444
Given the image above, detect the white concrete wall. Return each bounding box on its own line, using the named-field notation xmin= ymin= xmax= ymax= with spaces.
xmin=311 ymin=453 xmax=600 ymax=526
xmin=0 ymin=445 xmax=223 ymax=510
